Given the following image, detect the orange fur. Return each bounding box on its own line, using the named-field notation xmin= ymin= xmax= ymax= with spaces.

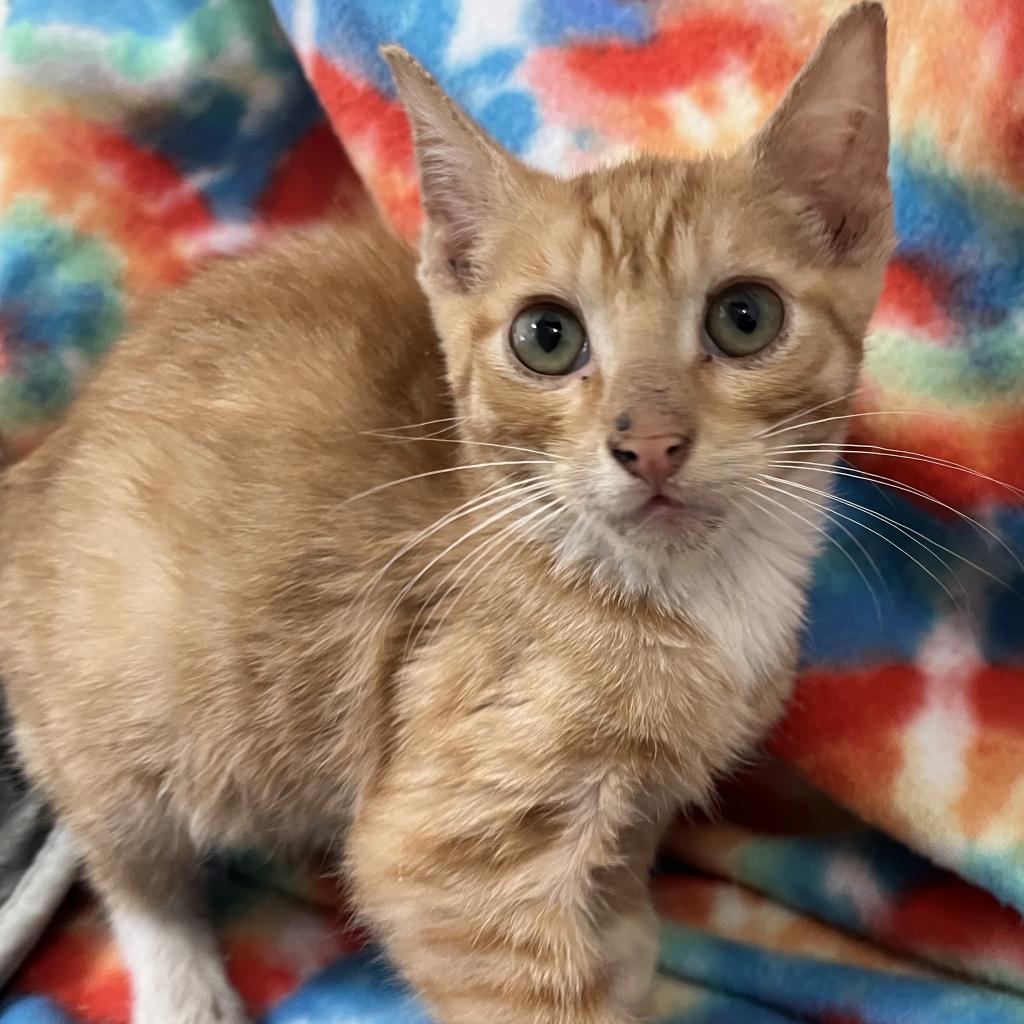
xmin=0 ymin=6 xmax=893 ymax=1023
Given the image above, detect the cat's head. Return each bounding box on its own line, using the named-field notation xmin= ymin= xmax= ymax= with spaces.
xmin=384 ymin=2 xmax=893 ymax=588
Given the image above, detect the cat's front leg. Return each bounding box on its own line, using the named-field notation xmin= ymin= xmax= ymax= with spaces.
xmin=65 ymin=788 xmax=249 ymax=1024
xmin=601 ymin=903 xmax=660 ymax=1018
xmin=348 ymin=763 xmax=659 ymax=1024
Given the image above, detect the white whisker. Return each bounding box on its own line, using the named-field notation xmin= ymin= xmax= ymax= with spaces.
xmin=761 ymin=409 xmax=1008 ymax=441
xmin=755 ymin=476 xmax=964 ymax=610
xmin=767 ymin=459 xmax=1024 ymax=574
xmin=365 ymin=416 xmax=463 ymax=434
xmin=767 ymin=443 xmax=1024 ymax=501
xmin=753 ymin=387 xmax=861 ymax=439
xmin=761 ymin=472 xmax=1004 ymax=585
xmin=405 ymin=500 xmax=563 ymax=659
xmin=739 ymin=485 xmax=883 ymax=617
xmin=340 ymin=460 xmax=552 ymax=507
xmin=357 ymin=477 xmax=548 ymax=606
xmin=361 ymin=431 xmax=565 ymax=462
xmin=377 ymin=422 xmax=463 ymax=440
xmin=391 ymin=488 xmax=552 ymax=617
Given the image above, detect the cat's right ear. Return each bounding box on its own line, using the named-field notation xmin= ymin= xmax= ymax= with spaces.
xmin=383 ymin=46 xmax=527 ymax=293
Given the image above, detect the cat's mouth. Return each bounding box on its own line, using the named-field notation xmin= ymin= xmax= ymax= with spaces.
xmin=643 ymin=495 xmax=683 ymax=515
xmin=623 ymin=493 xmax=722 ymax=534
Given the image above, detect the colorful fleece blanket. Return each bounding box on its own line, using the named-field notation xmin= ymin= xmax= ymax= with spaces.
xmin=2 ymin=1 xmax=1024 ymax=1022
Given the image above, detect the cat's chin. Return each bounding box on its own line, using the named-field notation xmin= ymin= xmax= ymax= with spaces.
xmin=552 ymin=502 xmax=732 ymax=601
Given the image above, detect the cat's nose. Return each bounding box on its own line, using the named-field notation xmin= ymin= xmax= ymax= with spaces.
xmin=609 ymin=433 xmax=692 ymax=490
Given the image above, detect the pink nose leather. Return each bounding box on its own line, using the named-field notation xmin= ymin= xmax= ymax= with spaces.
xmin=609 ymin=433 xmax=691 ymax=490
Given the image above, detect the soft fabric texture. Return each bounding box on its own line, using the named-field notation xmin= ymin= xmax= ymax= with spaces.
xmin=2 ymin=0 xmax=1024 ymax=1022
xmin=0 ymin=0 xmax=361 ymax=458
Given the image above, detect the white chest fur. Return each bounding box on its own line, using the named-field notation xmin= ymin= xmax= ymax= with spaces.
xmin=555 ymin=496 xmax=823 ymax=697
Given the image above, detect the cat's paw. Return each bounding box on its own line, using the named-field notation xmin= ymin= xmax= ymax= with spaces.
xmin=114 ymin=903 xmax=249 ymax=1024
xmin=131 ymin=962 xmax=249 ymax=1024
xmin=132 ymin=994 xmax=249 ymax=1024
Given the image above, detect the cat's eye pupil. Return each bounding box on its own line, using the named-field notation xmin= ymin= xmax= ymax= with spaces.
xmin=728 ymin=298 xmax=759 ymax=334
xmin=535 ymin=315 xmax=563 ymax=353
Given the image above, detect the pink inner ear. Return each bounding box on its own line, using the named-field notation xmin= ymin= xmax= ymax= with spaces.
xmin=754 ymin=6 xmax=889 ymax=257
xmin=385 ymin=50 xmax=517 ymax=290
xmin=781 ymin=96 xmax=886 ymax=179
xmin=831 ymin=112 xmax=884 ymax=251
xmin=763 ymin=92 xmax=888 ymax=257
xmin=816 ymin=197 xmax=869 ymax=256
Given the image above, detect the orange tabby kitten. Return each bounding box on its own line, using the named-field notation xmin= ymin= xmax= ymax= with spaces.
xmin=0 ymin=5 xmax=892 ymax=1023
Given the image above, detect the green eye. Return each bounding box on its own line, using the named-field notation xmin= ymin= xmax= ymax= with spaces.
xmin=705 ymin=283 xmax=784 ymax=357
xmin=510 ymin=303 xmax=588 ymax=376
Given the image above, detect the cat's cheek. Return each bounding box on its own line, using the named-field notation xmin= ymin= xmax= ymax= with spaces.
xmin=695 ymin=325 xmax=844 ymax=446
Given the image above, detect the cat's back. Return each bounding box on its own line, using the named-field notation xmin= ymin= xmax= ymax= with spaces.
xmin=1 ymin=213 xmax=441 ymax=531
xmin=0 ymin=216 xmax=447 ymax=766
xmin=1 ymin=214 xmax=442 ymax=565
xmin=88 ymin=215 xmax=435 ymax=435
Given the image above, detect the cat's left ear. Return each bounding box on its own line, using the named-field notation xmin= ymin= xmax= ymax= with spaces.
xmin=753 ymin=2 xmax=892 ymax=261
xmin=383 ymin=46 xmax=530 ymax=292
